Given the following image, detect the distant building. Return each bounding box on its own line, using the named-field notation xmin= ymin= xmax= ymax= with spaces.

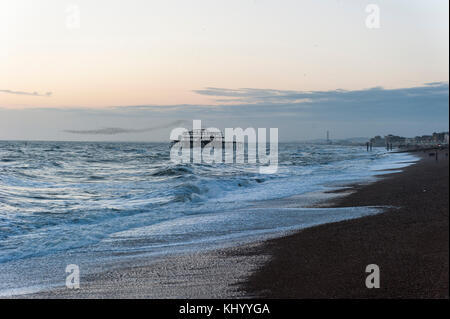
xmin=370 ymin=131 xmax=449 ymax=148
xmin=370 ymin=135 xmax=385 ymax=147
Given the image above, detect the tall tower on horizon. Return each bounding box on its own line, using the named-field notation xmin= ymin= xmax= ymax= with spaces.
xmin=326 ymin=130 xmax=330 ymax=144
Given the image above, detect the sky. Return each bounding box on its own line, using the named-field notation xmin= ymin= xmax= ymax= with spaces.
xmin=0 ymin=0 xmax=448 ymax=141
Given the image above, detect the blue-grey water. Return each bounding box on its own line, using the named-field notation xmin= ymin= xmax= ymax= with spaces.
xmin=0 ymin=141 xmax=418 ymax=295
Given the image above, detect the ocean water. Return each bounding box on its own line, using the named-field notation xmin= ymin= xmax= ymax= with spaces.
xmin=0 ymin=141 xmax=418 ymax=295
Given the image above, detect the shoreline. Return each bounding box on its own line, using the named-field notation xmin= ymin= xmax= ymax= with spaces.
xmin=13 ymin=150 xmax=448 ymax=298
xmin=243 ymin=149 xmax=449 ymax=298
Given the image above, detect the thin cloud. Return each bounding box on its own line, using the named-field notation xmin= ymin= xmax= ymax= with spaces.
xmin=193 ymin=82 xmax=449 ymax=105
xmin=64 ymin=120 xmax=188 ymax=135
xmin=0 ymin=89 xmax=52 ymax=97
xmin=43 ymin=81 xmax=450 ymax=127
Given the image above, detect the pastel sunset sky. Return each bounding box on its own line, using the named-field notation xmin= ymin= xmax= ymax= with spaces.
xmin=0 ymin=0 xmax=448 ymax=141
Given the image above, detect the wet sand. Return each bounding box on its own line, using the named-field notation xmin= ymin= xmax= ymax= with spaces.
xmin=244 ymin=150 xmax=449 ymax=298
xmin=18 ymin=150 xmax=448 ymax=298
xmin=16 ymin=243 xmax=268 ymax=299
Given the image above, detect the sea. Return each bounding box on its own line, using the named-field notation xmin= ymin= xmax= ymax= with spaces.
xmin=0 ymin=141 xmax=419 ymax=295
